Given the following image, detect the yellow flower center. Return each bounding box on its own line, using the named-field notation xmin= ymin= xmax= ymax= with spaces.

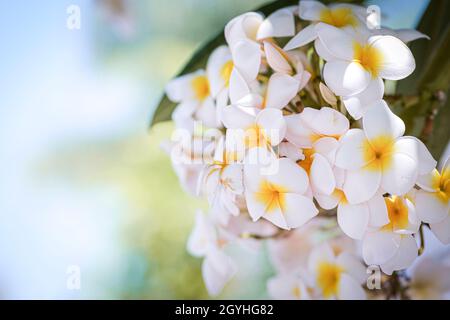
xmin=382 ymin=196 xmax=409 ymax=232
xmin=220 ymin=60 xmax=234 ymax=87
xmin=245 ymin=124 xmax=269 ymax=148
xmin=296 ymin=148 xmax=315 ymax=174
xmin=353 ymin=42 xmax=383 ymax=78
xmin=191 ymin=75 xmax=210 ymax=101
xmin=292 ymin=286 xmax=302 ymax=299
xmin=319 ymin=7 xmax=358 ymax=28
xmin=255 ymin=180 xmax=288 ymax=213
xmin=317 ymin=262 xmax=343 ymax=298
xmin=363 ymin=135 xmax=395 ymax=172
xmin=432 ymin=168 xmax=450 ymax=204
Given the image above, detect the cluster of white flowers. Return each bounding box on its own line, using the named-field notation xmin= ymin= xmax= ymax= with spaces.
xmin=163 ymin=0 xmax=450 ymax=299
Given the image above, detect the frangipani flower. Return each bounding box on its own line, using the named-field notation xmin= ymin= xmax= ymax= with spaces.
xmin=285 ymin=106 xmax=349 ymax=148
xmin=225 ymin=9 xmax=296 ymax=83
xmin=206 ymin=45 xmax=235 ymax=111
xmin=267 ymin=273 xmax=311 ymax=300
xmin=201 ymin=137 xmax=244 ymax=225
xmin=408 ymin=257 xmax=450 ymax=300
xmin=166 ymin=70 xmax=220 ymax=128
xmin=244 ymin=147 xmax=318 ymax=230
xmin=187 ymin=211 xmax=237 ymax=296
xmin=335 ymin=101 xmax=436 ymax=204
xmin=284 ymin=0 xmax=366 ymax=50
xmin=314 ymin=22 xmax=415 ymax=97
xmin=415 ymin=157 xmax=450 ymax=244
xmin=308 ymin=242 xmax=366 ymax=299
xmin=362 ymin=195 xmax=420 ymax=274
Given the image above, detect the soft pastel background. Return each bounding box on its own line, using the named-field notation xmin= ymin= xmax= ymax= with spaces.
xmin=0 ymin=0 xmax=447 ymax=299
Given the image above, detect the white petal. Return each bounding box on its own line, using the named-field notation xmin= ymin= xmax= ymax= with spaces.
xmin=229 ymin=68 xmax=250 ymax=104
xmin=395 ymin=29 xmax=430 ymax=43
xmin=268 ymin=158 xmax=309 ymax=194
xmin=264 ymin=41 xmax=292 ymax=74
xmin=202 ymin=248 xmax=237 ymax=296
xmin=380 ymin=235 xmax=418 ymax=275
xmin=207 ymin=45 xmax=232 ymax=97
xmin=265 ymin=73 xmax=300 ymax=109
xmin=313 ymin=137 xmax=339 ymax=164
xmin=363 ymin=100 xmax=405 ymax=140
xmin=415 ymin=190 xmax=449 ymax=224
xmin=335 ymin=129 xmax=367 ymax=170
xmin=257 ymin=8 xmax=296 ymax=40
xmin=430 ymin=214 xmax=450 ymax=245
xmin=262 ymin=207 xmax=289 ymax=230
xmin=196 ymin=98 xmax=219 ymax=128
xmin=417 ymin=169 xmax=440 ymax=192
xmin=337 ymin=252 xmax=367 ymax=284
xmin=166 ymin=70 xmax=204 ymax=102
xmin=394 ymin=136 xmax=437 ymax=175
xmin=225 ymin=12 xmax=263 ymax=46
xmin=221 ymin=105 xmax=254 ymax=129
xmin=310 ymin=153 xmax=336 ymax=195
xmin=232 ymin=39 xmax=261 ymax=83
xmin=299 ymin=0 xmax=328 ymax=21
xmin=337 ymin=202 xmax=370 ymax=239
xmin=342 ymin=78 xmax=384 ymax=120
xmin=324 ymin=60 xmax=370 ymax=96
xmin=362 ymin=231 xmax=401 ymax=266
xmin=315 ymin=23 xmax=355 ymax=60
xmin=187 ymin=211 xmax=217 ymax=257
xmin=285 ymin=114 xmax=316 ymax=148
xmin=284 ymin=24 xmax=317 ymax=51
xmin=381 ymin=153 xmax=418 ymax=196
xmin=255 ymin=108 xmax=286 ymax=146
xmin=279 ymin=141 xmax=303 ymax=161
xmin=309 ymin=107 xmax=350 ymax=137
xmin=314 ymin=37 xmax=335 ymax=61
xmin=283 ymin=194 xmax=319 ymax=228
xmin=367 ymin=192 xmax=389 ymax=227
xmin=308 ymin=242 xmax=335 ymax=273
xmin=315 ymin=191 xmax=341 ymax=210
xmin=338 ymin=274 xmax=366 ymax=300
xmin=368 ymin=35 xmax=415 ymax=80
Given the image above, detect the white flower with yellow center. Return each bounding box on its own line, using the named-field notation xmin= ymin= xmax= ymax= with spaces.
xmin=308 ymin=242 xmax=366 ymax=300
xmin=268 ymin=273 xmax=311 ymax=300
xmin=201 ymin=137 xmax=244 ymax=225
xmin=225 ymin=9 xmax=296 ymax=83
xmin=166 ymin=69 xmax=220 ymax=128
xmin=244 ymin=147 xmax=318 ymax=230
xmin=285 ymin=107 xmax=349 ymax=148
xmin=187 ymin=211 xmax=237 ymax=296
xmin=335 ymin=100 xmax=436 ymax=204
xmin=314 ymin=22 xmax=415 ymax=98
xmin=284 ymin=0 xmax=366 ymax=51
xmin=362 ymin=195 xmax=420 ymax=275
xmin=415 ymin=157 xmax=450 ymax=244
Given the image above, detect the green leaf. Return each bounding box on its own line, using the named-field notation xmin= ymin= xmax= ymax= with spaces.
xmin=149 ymin=0 xmax=363 ymax=127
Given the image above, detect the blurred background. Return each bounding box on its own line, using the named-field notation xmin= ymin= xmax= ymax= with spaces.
xmin=0 ymin=0 xmax=447 ymax=299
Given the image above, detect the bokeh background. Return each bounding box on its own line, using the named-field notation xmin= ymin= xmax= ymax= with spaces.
xmin=0 ymin=0 xmax=447 ymax=299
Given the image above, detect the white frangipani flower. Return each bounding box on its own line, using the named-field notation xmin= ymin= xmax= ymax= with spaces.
xmin=415 ymin=157 xmax=450 ymax=244
xmin=408 ymin=257 xmax=450 ymax=300
xmin=244 ymin=147 xmax=318 ymax=230
xmin=267 ymin=273 xmax=311 ymax=300
xmin=308 ymin=242 xmax=366 ymax=299
xmin=314 ymin=22 xmax=415 ymax=98
xmin=285 ymin=0 xmax=366 ymax=50
xmin=335 ymin=101 xmax=436 ymax=204
xmin=201 ymin=137 xmax=244 ymax=225
xmin=225 ymin=9 xmax=296 ymax=83
xmin=166 ymin=70 xmax=221 ymax=129
xmin=187 ymin=211 xmax=237 ymax=296
xmin=362 ymin=195 xmax=420 ymax=275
